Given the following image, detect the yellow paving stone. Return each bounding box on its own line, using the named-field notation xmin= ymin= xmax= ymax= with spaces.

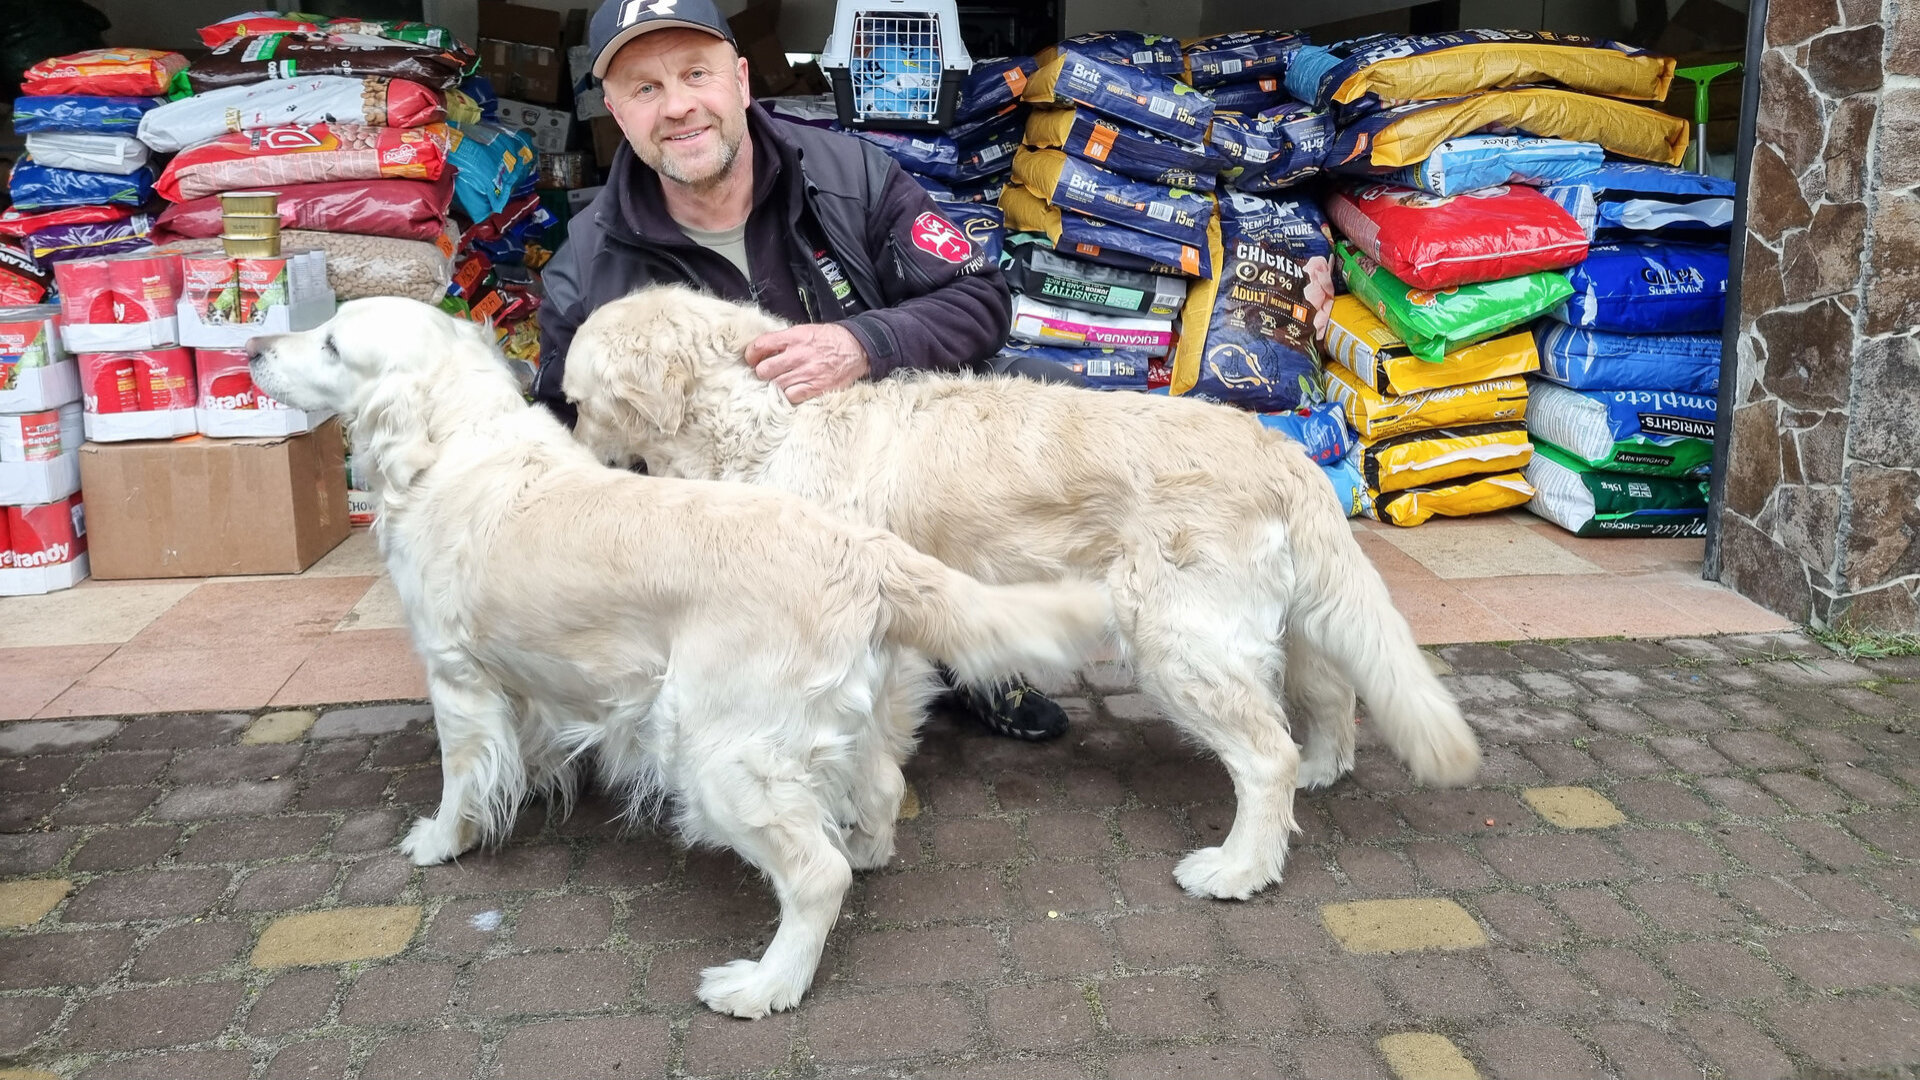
xmin=252 ymin=905 xmax=421 ymax=968
xmin=0 ymin=880 xmax=69 ymax=927
xmin=0 ymin=1069 xmax=62 ymax=1080
xmin=1379 ymin=1033 xmax=1479 ymax=1080
xmin=1523 ymin=786 xmax=1627 ymax=829
xmin=1322 ymin=898 xmax=1487 ymax=954
xmin=897 ymin=786 xmax=921 ymax=821
xmin=243 ymin=710 xmax=318 ymax=745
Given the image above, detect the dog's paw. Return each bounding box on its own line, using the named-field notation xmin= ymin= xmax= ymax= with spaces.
xmin=698 ymin=959 xmax=804 ymax=1019
xmin=1174 ymin=846 xmax=1281 ymax=901
xmin=1295 ymin=752 xmax=1354 ymax=792
xmin=399 ymin=816 xmax=469 ymax=866
xmin=845 ymin=825 xmax=896 ymax=871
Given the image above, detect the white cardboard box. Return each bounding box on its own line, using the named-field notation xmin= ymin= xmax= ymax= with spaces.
xmin=0 ymin=449 xmax=81 ymax=505
xmin=61 ymin=317 xmax=179 ymax=353
xmin=0 ymin=552 xmax=89 ymax=596
xmin=196 ymin=405 xmax=334 ymax=438
xmin=0 ymin=359 xmax=81 ymax=414
xmin=84 ymin=408 xmax=198 ymax=443
xmin=177 ymin=291 xmax=336 ymax=349
xmin=497 ymin=98 xmax=574 ymax=155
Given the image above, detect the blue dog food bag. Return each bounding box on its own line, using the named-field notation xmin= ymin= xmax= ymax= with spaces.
xmin=1010 ymin=149 xmax=1212 ymax=249
xmin=1527 ymin=380 xmax=1716 ymax=477
xmin=1183 ymin=30 xmax=1309 ymax=88
xmin=1369 ymin=134 xmax=1605 ymax=196
xmin=1208 ymin=103 xmax=1332 ymax=193
xmin=1052 ymin=30 xmax=1187 ymax=77
xmin=1023 ymin=107 xmax=1223 ymax=191
xmin=954 ymin=56 xmax=1038 ymax=123
xmin=1169 ymin=192 xmax=1333 ymax=411
xmin=1258 ymin=400 xmax=1351 ymax=465
xmin=998 ymin=341 xmax=1154 ymax=389
xmin=1543 ymin=162 xmax=1736 ymax=239
xmin=1025 ymin=47 xmax=1213 ymax=144
xmin=1535 ymin=323 xmax=1720 ymax=394
xmin=1555 ymin=241 xmax=1728 ymax=334
xmin=12 ymin=95 xmax=165 ymax=135
xmin=7 ymin=158 xmax=156 ymax=210
xmin=935 ymin=199 xmax=1007 ymax=267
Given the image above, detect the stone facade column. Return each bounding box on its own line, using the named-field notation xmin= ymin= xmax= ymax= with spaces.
xmin=1716 ymin=0 xmax=1920 ymax=626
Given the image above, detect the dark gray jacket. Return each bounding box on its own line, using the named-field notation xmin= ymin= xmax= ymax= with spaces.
xmin=533 ymin=103 xmax=1013 ymax=421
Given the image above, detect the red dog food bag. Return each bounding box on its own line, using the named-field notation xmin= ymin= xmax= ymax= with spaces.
xmin=79 ymin=352 xmax=141 ymax=414
xmin=134 ymin=348 xmax=196 ymax=411
xmin=21 ymin=49 xmax=188 ymax=97
xmin=157 ymin=123 xmax=452 ymax=203
xmin=1323 ymin=182 xmax=1590 ymax=292
xmin=8 ymin=495 xmax=86 ymax=569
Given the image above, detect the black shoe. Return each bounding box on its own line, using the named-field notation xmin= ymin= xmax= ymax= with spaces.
xmin=948 ymin=679 xmax=1070 ymax=741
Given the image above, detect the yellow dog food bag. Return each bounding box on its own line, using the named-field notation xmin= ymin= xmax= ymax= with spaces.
xmin=1325 ymin=295 xmax=1539 ymax=396
xmin=1355 ymin=422 xmax=1534 ymax=493
xmin=1369 ymin=470 xmax=1536 ymax=527
xmin=1323 ymin=361 xmax=1529 ymax=441
xmin=1323 ymin=87 xmax=1690 ymax=170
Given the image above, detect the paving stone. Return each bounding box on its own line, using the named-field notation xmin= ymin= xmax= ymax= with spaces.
xmin=340 ymin=962 xmax=457 ymax=1024
xmin=848 ymin=924 xmax=1000 ymax=985
xmin=1756 ymin=770 xmax=1849 ymax=813
xmin=1322 ymin=898 xmax=1486 ymax=954
xmin=1584 ymin=738 xmax=1667 ymax=779
xmin=1100 ymin=974 xmax=1217 ymax=1039
xmin=1519 ymin=743 xmax=1598 ymax=782
xmin=1377 ymin=1033 xmax=1477 ymax=1080
xmin=0 ymin=754 xmax=80 ymax=793
xmin=1620 ymin=829 xmax=1728 ymax=876
xmin=0 ymin=879 xmax=69 ymax=928
xmin=340 ymin=854 xmax=414 ymax=904
xmin=1515 ymin=671 xmax=1582 ymax=698
xmin=1550 ymin=888 xmax=1644 ymax=941
xmin=1214 ymin=969 xmax=1308 ymax=1034
xmin=1328 ymin=798 xmax=1403 ymax=844
xmin=0 ymin=995 xmax=61 ymax=1053
xmin=1489 ymin=950 xmax=1590 ymax=1016
xmin=867 ymin=867 xmax=1008 ymax=922
xmin=1649 ymin=736 xmax=1733 ymax=775
xmin=1634 ymin=696 xmax=1728 ymax=731
xmin=1781 ymin=818 xmax=1875 ymax=867
xmin=1395 ymin=790 xmax=1529 ymax=835
xmin=1612 ymin=780 xmax=1715 ymax=823
xmin=1406 ymin=841 xmax=1493 ymax=890
xmin=1663 ymin=939 xmax=1788 ymax=1001
xmin=51 ymin=786 xmax=158 ymax=825
xmin=1767 ymin=994 xmax=1920 ymax=1072
xmin=168 ymin=744 xmax=302 ymax=785
xmin=1679 ymin=1012 xmax=1793 ymax=1080
xmin=70 ymin=826 xmax=178 ymax=872
xmin=264 ymin=1040 xmax=353 ymax=1080
xmin=489 ymin=1016 xmax=672 ymax=1080
xmin=0 ymin=833 xmax=74 ymax=878
xmin=1293 ymin=1035 xmax=1393 ymax=1080
xmin=469 ymin=951 xmax=634 ymax=1015
xmin=1825 ymin=763 xmax=1910 ymax=805
xmin=1338 ymin=846 xmax=1419 ymax=895
xmin=1576 ymin=947 xmax=1677 ymax=1017
xmin=1699 ymin=776 xmax=1788 ymax=817
xmin=360 ymin=1030 xmax=480 ymax=1080
xmin=132 ymin=921 xmax=249 ymax=980
xmin=252 ymin=905 xmax=421 ymax=967
xmin=1480 ymin=834 xmax=1627 ymax=885
xmin=421 ymin=845 xmax=570 ymax=894
xmin=1628 ymin=880 xmax=1745 ymax=934
xmin=333 ymin=809 xmax=405 ymax=853
xmin=512 ymin=894 xmax=613 ymax=950
xmin=153 ymin=780 xmax=295 ymax=820
xmin=65 ymin=982 xmax=246 ymax=1051
xmin=1473 ymin=893 xmax=1567 ymax=947
xmin=1590 ymin=1020 xmax=1703 ymax=1080
xmin=1028 ymin=811 xmax=1111 ymax=858
xmin=682 ymin=1011 xmax=794 ymax=1076
xmin=1469 ymin=1022 xmax=1604 ymax=1080
xmin=0 ymin=929 xmax=136 ymax=989
xmin=1110 ymin=1044 xmax=1281 ymax=1080
xmin=813 ymin=989 xmax=973 ymax=1059
xmin=1523 ymin=786 xmax=1625 ymax=828
xmin=1382 ymin=953 xmax=1504 ymax=1020
xmin=1581 ymin=702 xmax=1651 ymax=735
xmin=181 ymin=816 xmax=333 ymax=862
xmin=1297 ymin=957 xmax=1394 ymax=1030
xmin=1114 ymin=910 xmax=1220 ymax=969
xmin=1011 ymin=919 xmax=1113 ymax=977
xmin=933 ymin=817 xmax=1017 ymax=862
xmin=1770 ymin=930 xmax=1920 ymax=989
xmin=0 ymin=719 xmax=122 ymax=755
xmin=311 ymin=704 xmax=433 ymax=739
xmin=75 ymin=1049 xmax=252 ymax=1080
xmin=65 ymin=869 xmax=226 ymax=922
xmin=1117 ymin=808 xmax=1187 ymax=852
xmin=244 ymin=969 xmax=339 ymax=1035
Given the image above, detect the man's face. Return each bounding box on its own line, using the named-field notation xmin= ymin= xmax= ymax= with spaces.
xmin=601 ymin=28 xmax=751 ymax=190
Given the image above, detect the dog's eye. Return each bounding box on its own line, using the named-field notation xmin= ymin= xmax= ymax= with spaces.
xmin=323 ymin=335 xmax=339 ymax=361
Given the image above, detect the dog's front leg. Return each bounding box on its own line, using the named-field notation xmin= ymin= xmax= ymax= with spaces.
xmin=400 ymin=673 xmax=526 ymax=866
xmin=685 ymin=749 xmax=852 ymax=1018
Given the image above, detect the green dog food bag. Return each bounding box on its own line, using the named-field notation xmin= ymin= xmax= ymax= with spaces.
xmin=1335 ymin=242 xmax=1572 ymax=364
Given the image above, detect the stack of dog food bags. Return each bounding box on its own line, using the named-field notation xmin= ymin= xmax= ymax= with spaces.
xmin=997 ymin=32 xmax=1221 ymax=387
xmin=2 ymin=50 xmax=182 ymax=270
xmin=1291 ymin=30 xmax=1689 ymax=527
xmin=846 ymin=56 xmax=1034 ymax=206
xmin=140 ymin=14 xmax=472 ymax=311
xmin=0 ymin=306 xmax=87 ymax=595
xmin=1522 ymin=164 xmax=1732 ymax=536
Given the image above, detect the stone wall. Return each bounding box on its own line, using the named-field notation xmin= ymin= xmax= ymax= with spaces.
xmin=1717 ymin=0 xmax=1920 ymax=627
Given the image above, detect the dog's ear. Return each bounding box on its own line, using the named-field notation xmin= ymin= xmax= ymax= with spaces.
xmin=356 ymin=373 xmax=436 ymax=493
xmin=569 ymin=319 xmax=693 ymax=437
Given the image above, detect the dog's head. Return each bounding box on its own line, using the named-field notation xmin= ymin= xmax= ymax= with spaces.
xmin=563 ymin=284 xmax=784 ymax=468
xmin=248 ymin=296 xmax=516 ymax=491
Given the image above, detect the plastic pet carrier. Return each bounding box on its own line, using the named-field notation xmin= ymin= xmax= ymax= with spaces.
xmin=819 ymin=0 xmax=972 ymax=131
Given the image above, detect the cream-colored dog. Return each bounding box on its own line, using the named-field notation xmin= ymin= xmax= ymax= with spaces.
xmin=246 ymin=298 xmax=1112 ymax=1018
xmin=564 ymin=285 xmax=1481 ymax=901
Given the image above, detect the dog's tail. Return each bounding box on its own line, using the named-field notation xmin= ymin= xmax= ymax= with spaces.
xmin=1278 ymin=452 xmax=1480 ymax=787
xmin=876 ymin=537 xmax=1112 ymax=687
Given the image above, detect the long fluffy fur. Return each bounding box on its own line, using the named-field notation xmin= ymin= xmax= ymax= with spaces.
xmin=565 ymin=285 xmax=1481 ymax=901
xmin=245 ymin=297 xmax=1111 ymax=1018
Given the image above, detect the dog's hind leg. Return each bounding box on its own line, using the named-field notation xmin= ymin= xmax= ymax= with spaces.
xmin=400 ymin=672 xmax=526 ymax=866
xmin=1125 ymin=575 xmax=1299 ymax=900
xmin=685 ymin=741 xmax=853 ymax=1019
xmin=1289 ymin=637 xmax=1358 ymax=791
xmin=846 ymin=657 xmax=934 ymax=870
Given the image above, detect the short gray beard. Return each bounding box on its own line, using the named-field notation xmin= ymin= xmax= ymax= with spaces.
xmin=654 ymin=133 xmax=741 ymax=191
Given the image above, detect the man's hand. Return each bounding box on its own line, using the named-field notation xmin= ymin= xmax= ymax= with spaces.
xmin=743 ymin=323 xmax=869 ymax=403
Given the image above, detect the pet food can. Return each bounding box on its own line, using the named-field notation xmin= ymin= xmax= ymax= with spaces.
xmin=218 ymin=190 xmax=281 ymax=217
xmin=196 ymin=348 xmax=258 ymax=410
xmin=134 ymin=347 xmax=196 ymax=411
xmin=221 ymin=212 xmax=281 ymax=240
xmin=107 ymin=252 xmax=180 ymax=318
xmin=0 ymin=512 xmax=11 ymax=570
xmin=79 ymin=353 xmax=140 ymax=414
xmin=7 ymin=494 xmax=85 ymax=569
xmin=221 ymin=234 xmax=282 ymax=258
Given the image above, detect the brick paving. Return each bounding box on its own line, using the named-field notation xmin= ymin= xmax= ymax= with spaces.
xmin=1 ymin=631 xmax=1919 ymax=1078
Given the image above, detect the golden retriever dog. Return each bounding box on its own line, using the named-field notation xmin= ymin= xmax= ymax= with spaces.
xmin=563 ymin=285 xmax=1481 ymax=901
xmin=245 ymin=298 xmax=1112 ymax=1018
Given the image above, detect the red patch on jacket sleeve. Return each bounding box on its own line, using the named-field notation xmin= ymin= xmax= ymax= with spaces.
xmin=910 ymin=211 xmax=973 ymax=263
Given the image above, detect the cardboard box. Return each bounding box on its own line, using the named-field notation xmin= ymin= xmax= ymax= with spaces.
xmin=79 ymin=417 xmax=349 ymax=579
xmin=567 ymin=44 xmax=609 ymax=120
xmin=590 ymin=116 xmax=626 ymax=169
xmin=478 ymin=1 xmax=585 ymax=105
xmin=496 ymin=98 xmax=574 ymax=155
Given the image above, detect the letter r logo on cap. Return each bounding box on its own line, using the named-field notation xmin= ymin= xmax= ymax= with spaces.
xmin=621 ymin=0 xmax=679 ymax=23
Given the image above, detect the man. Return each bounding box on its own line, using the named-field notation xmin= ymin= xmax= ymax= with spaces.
xmin=534 ymin=0 xmax=1071 ymax=741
